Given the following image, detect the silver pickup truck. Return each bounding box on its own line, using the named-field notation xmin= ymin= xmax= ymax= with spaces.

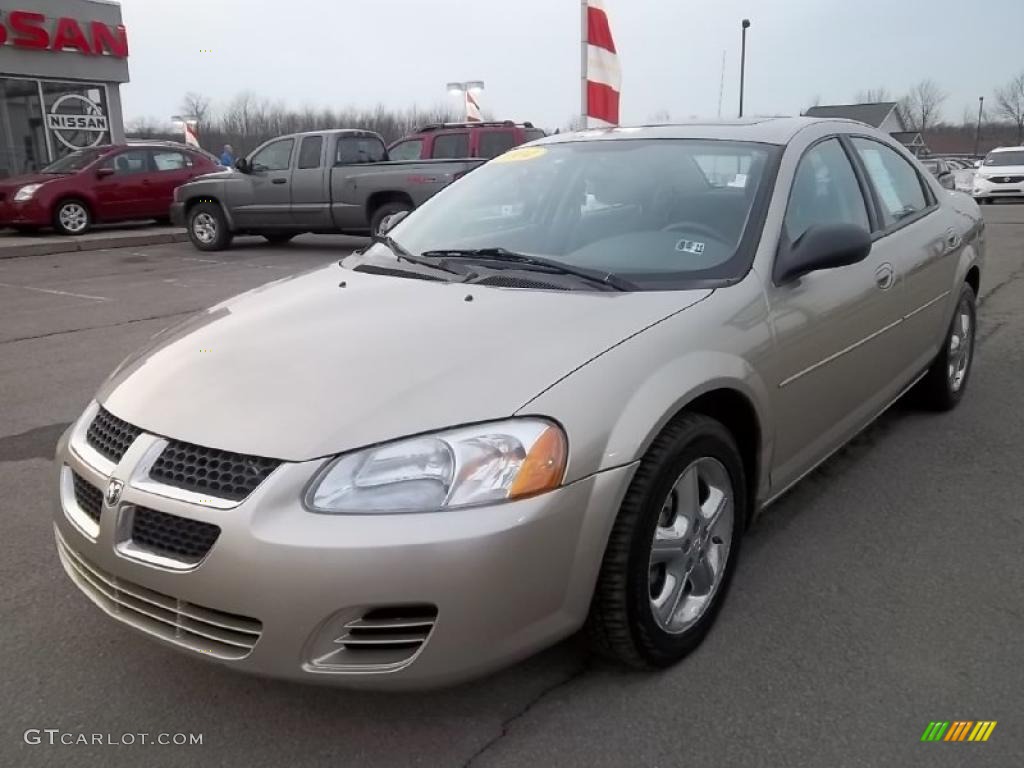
xmin=169 ymin=129 xmax=484 ymax=251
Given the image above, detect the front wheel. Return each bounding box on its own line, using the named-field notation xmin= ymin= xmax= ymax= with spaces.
xmin=913 ymin=283 xmax=977 ymax=411
xmin=587 ymin=413 xmax=746 ymax=668
xmin=53 ymin=200 xmax=91 ymax=235
xmin=370 ymin=202 xmax=412 ymax=237
xmin=187 ymin=202 xmax=232 ymax=252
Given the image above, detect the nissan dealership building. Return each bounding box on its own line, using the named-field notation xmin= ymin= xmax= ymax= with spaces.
xmin=0 ymin=0 xmax=128 ymax=178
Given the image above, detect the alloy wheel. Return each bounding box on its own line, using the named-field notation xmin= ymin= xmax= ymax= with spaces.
xmin=648 ymin=457 xmax=734 ymax=634
xmin=192 ymin=212 xmax=218 ymax=244
xmin=947 ymin=297 xmax=973 ymax=393
xmin=59 ymin=203 xmax=88 ymax=233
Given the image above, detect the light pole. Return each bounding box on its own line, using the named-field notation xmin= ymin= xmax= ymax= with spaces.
xmin=973 ymin=96 xmax=984 ymax=158
xmin=738 ymin=19 xmax=751 ymax=118
xmin=446 ymin=81 xmax=485 ymax=122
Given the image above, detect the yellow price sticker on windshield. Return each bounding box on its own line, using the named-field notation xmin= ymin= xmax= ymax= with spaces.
xmin=493 ymin=147 xmax=548 ymax=163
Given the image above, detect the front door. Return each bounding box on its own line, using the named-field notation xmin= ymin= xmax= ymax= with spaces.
xmin=234 ymin=137 xmax=295 ymax=228
xmin=93 ymin=149 xmax=152 ymax=220
xmin=765 ymin=137 xmax=907 ymax=493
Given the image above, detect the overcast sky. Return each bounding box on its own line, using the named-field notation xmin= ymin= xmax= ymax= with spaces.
xmin=120 ymin=0 xmax=1023 ymax=130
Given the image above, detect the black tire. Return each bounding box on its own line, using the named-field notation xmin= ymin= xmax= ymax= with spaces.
xmin=587 ymin=413 xmax=747 ymax=669
xmin=262 ymin=232 xmax=296 ymax=244
xmin=913 ymin=283 xmax=977 ymax=411
xmin=370 ymin=201 xmax=412 ymax=236
xmin=187 ymin=202 xmax=232 ymax=252
xmin=52 ymin=199 xmax=92 ymax=236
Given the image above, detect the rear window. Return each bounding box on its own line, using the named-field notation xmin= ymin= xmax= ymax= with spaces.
xmin=478 ymin=131 xmax=517 ymax=159
xmin=336 ymin=136 xmax=386 ymax=165
xmin=432 ymin=133 xmax=469 ymax=159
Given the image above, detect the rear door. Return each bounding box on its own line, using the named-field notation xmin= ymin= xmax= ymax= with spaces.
xmin=291 ymin=134 xmax=330 ymax=229
xmin=849 ymin=137 xmax=960 ymax=375
xmin=92 ymin=149 xmax=152 ymax=220
xmin=147 ymin=149 xmax=195 ymax=217
xmin=234 ymin=137 xmax=295 ymax=228
xmin=430 ymin=131 xmax=470 ymax=159
xmin=474 ymin=128 xmax=517 ymax=159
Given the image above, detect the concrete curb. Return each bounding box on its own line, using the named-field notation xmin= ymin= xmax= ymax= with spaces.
xmin=0 ymin=230 xmax=189 ymax=260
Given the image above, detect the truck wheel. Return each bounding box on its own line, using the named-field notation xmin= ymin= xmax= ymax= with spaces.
xmin=262 ymin=232 xmax=296 ymax=244
xmin=188 ymin=202 xmax=232 ymax=252
xmin=370 ymin=202 xmax=412 ymax=237
xmin=53 ymin=199 xmax=92 ymax=236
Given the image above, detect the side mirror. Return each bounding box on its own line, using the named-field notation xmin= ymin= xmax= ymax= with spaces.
xmin=378 ymin=210 xmax=409 ymax=235
xmin=775 ymin=223 xmax=873 ymax=284
xmin=95 ymin=167 xmax=114 ymax=179
xmin=235 ymin=158 xmax=250 ymax=173
xmin=939 ymin=173 xmax=955 ymax=190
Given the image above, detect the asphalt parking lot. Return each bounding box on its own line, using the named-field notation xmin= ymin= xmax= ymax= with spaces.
xmin=2 ymin=209 xmax=1023 ymax=768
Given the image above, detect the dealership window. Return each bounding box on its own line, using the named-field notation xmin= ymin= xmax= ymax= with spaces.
xmin=0 ymin=78 xmax=48 ymax=177
xmin=40 ymin=81 xmax=111 ymax=159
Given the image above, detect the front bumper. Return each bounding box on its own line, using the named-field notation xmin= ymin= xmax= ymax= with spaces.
xmin=973 ymin=176 xmax=1024 ymax=200
xmin=0 ymin=197 xmax=50 ymax=227
xmin=53 ymin=404 xmax=634 ymax=689
xmin=169 ymin=202 xmax=186 ymax=227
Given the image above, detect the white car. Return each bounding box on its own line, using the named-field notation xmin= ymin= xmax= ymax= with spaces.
xmin=973 ymin=146 xmax=1024 ymax=204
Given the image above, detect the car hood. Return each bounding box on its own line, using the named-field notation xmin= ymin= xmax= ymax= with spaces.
xmin=97 ymin=266 xmax=711 ymax=461
xmin=0 ymin=173 xmax=67 ymax=191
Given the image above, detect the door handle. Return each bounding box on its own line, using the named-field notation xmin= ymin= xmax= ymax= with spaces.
xmin=271 ymin=178 xmax=287 ymax=185
xmin=874 ymin=263 xmax=895 ymax=290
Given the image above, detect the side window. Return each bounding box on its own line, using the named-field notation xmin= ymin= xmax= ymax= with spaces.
xmin=335 ymin=137 xmax=386 ymax=165
xmin=478 ymin=130 xmax=517 ymax=159
xmin=784 ymin=139 xmax=870 ymax=243
xmin=851 ymin=138 xmax=929 ymax=228
xmin=251 ymin=139 xmax=294 ymax=172
xmin=432 ymin=133 xmax=469 ymax=159
xmin=297 ymin=136 xmax=324 ymax=169
xmin=388 ymin=139 xmax=423 ymax=161
xmin=108 ymin=150 xmax=149 ymax=175
xmin=152 ymin=150 xmax=189 ymax=171
xmin=524 ymin=128 xmax=546 ymax=143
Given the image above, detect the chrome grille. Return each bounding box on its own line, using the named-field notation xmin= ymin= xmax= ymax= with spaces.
xmin=72 ymin=472 xmax=103 ymax=523
xmin=130 ymin=506 xmax=221 ymax=561
xmin=990 ymin=175 xmax=1024 ymax=184
xmin=149 ymin=440 xmax=280 ymax=502
xmin=56 ymin=531 xmax=261 ymax=660
xmin=86 ymin=407 xmax=142 ymax=464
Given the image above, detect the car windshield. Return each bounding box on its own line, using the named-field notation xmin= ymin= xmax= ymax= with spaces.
xmin=40 ymin=149 xmax=103 ymax=173
xmin=388 ymin=139 xmax=777 ymax=286
xmin=984 ymin=150 xmax=1024 ymax=167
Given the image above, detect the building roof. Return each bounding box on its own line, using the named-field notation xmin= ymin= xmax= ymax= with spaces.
xmin=804 ymin=102 xmax=899 ymax=128
xmin=891 ymin=131 xmax=925 ymax=146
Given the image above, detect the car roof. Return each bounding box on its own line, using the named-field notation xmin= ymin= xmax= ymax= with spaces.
xmin=535 ymin=117 xmax=879 ymax=147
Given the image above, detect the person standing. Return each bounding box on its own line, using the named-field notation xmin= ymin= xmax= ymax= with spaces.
xmin=219 ymin=144 xmax=236 ymax=167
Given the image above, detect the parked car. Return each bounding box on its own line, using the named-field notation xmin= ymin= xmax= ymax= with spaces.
xmin=54 ymin=118 xmax=983 ymax=689
xmin=0 ymin=143 xmax=219 ymax=235
xmin=920 ymin=157 xmax=956 ymax=190
xmin=388 ymin=121 xmax=546 ymax=161
xmin=170 ymin=129 xmax=485 ymax=250
xmin=972 ymin=145 xmax=1024 ymax=204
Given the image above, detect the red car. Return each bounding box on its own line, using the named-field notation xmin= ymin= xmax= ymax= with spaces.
xmin=0 ymin=142 xmax=220 ymax=235
xmin=387 ymin=121 xmax=545 ymax=162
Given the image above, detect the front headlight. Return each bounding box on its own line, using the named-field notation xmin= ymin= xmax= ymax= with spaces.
xmin=13 ymin=183 xmax=43 ymax=202
xmin=306 ymin=419 xmax=568 ymax=514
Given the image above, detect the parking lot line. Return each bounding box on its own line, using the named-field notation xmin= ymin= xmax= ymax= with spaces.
xmin=0 ymin=281 xmax=110 ymax=302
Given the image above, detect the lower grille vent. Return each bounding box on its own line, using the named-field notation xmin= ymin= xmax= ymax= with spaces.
xmin=311 ymin=605 xmax=438 ymax=669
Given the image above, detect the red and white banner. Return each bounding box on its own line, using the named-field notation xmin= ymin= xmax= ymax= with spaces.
xmin=466 ymin=90 xmax=483 ymax=123
xmin=183 ymin=120 xmax=199 ymax=148
xmin=584 ymin=0 xmax=620 ymax=126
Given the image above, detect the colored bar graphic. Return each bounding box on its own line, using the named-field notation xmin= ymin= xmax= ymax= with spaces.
xmin=922 ymin=720 xmax=996 ymax=743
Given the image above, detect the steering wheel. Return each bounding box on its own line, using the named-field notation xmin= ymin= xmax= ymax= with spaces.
xmin=661 ymin=221 xmax=729 ymax=244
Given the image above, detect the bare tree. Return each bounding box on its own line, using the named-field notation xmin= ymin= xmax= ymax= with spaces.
xmin=899 ymin=79 xmax=948 ymax=133
xmin=995 ymin=72 xmax=1024 ymax=144
xmin=179 ymin=92 xmax=212 ymax=130
xmin=855 ymin=87 xmax=891 ymax=103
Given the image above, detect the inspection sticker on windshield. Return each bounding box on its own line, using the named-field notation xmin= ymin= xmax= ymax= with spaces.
xmin=493 ymin=147 xmax=548 ymax=163
xmin=675 ymin=239 xmax=706 ymax=255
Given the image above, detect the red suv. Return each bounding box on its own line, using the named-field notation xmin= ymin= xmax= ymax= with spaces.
xmin=388 ymin=121 xmax=545 ymax=162
xmin=0 ymin=142 xmax=220 ymax=235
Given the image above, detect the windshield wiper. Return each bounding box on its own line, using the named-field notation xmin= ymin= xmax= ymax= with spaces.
xmin=368 ymin=234 xmax=464 ymax=276
xmin=419 ymin=248 xmax=636 ymax=291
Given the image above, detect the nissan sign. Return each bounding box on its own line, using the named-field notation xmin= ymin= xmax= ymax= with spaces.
xmin=0 ymin=10 xmax=129 ymax=58
xmin=47 ymin=94 xmax=109 ymax=150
